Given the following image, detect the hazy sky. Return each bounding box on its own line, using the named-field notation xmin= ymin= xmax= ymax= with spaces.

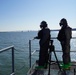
xmin=0 ymin=0 xmax=76 ymax=31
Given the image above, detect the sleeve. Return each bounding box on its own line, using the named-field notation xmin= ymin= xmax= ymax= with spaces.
xmin=57 ymin=30 xmax=62 ymax=41
xmin=65 ymin=27 xmax=72 ymax=40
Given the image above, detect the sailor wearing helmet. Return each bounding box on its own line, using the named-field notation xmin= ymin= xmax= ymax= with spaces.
xmin=34 ymin=21 xmax=50 ymax=69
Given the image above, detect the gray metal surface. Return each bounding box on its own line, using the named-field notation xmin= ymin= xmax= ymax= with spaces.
xmin=27 ymin=61 xmax=76 ymax=75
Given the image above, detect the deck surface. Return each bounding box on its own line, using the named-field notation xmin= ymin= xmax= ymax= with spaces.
xmin=27 ymin=61 xmax=76 ymax=75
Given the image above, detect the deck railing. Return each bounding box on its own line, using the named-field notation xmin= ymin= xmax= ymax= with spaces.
xmin=0 ymin=45 xmax=15 ymax=75
xmin=29 ymin=28 xmax=76 ymax=69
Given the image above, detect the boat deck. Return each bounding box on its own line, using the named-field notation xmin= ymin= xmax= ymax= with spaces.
xmin=27 ymin=61 xmax=76 ymax=75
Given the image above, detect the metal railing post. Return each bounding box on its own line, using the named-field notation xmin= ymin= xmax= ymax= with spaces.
xmin=12 ymin=47 xmax=14 ymax=74
xmin=29 ymin=40 xmax=31 ymax=68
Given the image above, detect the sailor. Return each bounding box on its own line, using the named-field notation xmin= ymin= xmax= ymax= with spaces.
xmin=57 ymin=18 xmax=72 ymax=69
xmin=34 ymin=21 xmax=50 ymax=69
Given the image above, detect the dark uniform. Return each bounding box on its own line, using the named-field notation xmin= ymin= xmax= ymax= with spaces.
xmin=57 ymin=18 xmax=72 ymax=66
xmin=39 ymin=28 xmax=50 ymax=66
xmin=35 ymin=21 xmax=50 ymax=68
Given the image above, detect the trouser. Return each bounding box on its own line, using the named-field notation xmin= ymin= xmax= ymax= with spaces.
xmin=39 ymin=46 xmax=48 ymax=66
xmin=61 ymin=41 xmax=71 ymax=64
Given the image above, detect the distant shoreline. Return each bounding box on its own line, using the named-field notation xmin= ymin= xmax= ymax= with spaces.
xmin=0 ymin=30 xmax=38 ymax=33
xmin=0 ymin=28 xmax=76 ymax=32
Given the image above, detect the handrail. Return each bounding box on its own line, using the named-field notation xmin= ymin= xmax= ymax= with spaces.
xmin=50 ymin=28 xmax=76 ymax=31
xmin=51 ymin=37 xmax=76 ymax=39
xmin=0 ymin=45 xmax=14 ymax=53
xmin=29 ymin=29 xmax=76 ymax=69
xmin=31 ymin=46 xmax=76 ymax=56
xmin=31 ymin=50 xmax=76 ymax=56
xmin=0 ymin=45 xmax=15 ymax=75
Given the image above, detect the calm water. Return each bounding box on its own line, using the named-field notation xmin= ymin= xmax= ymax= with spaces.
xmin=0 ymin=31 xmax=76 ymax=75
